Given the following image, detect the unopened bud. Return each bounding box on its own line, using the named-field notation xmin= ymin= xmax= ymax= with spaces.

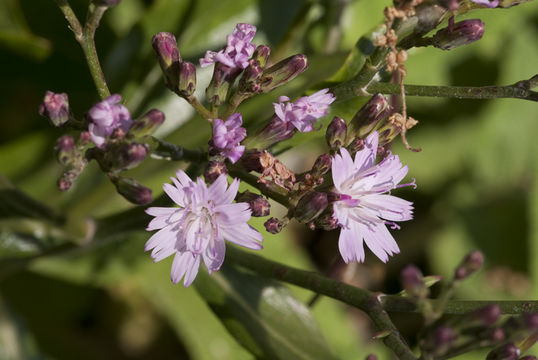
xmin=326 ymin=116 xmax=348 ymax=151
xmin=152 ymin=32 xmax=181 ymax=93
xmin=433 ymin=326 xmax=457 ymax=348
xmin=311 ymin=154 xmax=332 ymax=177
xmin=206 ymin=63 xmax=241 ymax=106
xmin=314 ymin=211 xmax=339 ymax=230
xmin=524 ymin=312 xmax=538 ymax=330
xmin=439 ymin=0 xmax=460 ymax=10
xmin=349 ymin=94 xmax=390 ymax=139
xmin=245 ymin=117 xmax=295 ymax=149
xmin=79 ymin=131 xmax=92 ymax=145
xmin=179 ymin=61 xmax=196 ymax=97
xmin=264 ymin=217 xmax=284 ymax=234
xmin=54 ymin=135 xmax=76 ymax=165
xmin=346 ymin=138 xmax=365 ymax=156
xmin=121 ymin=143 xmax=147 ymax=170
xmin=204 ymin=161 xmax=228 ymax=183
xmin=454 ymin=250 xmax=484 ymax=280
xmin=520 ymin=356 xmax=538 ymax=360
xmin=259 ymin=54 xmax=308 ymax=93
xmin=236 ymin=191 xmax=271 ymax=217
xmin=469 ymin=305 xmax=501 ymax=326
xmin=113 ymin=177 xmax=153 ymax=205
xmin=294 ymin=192 xmax=328 ymax=223
xmin=400 ymin=264 xmax=429 ymax=299
xmin=487 ymin=328 xmax=505 ymax=342
xmin=129 ymin=109 xmax=165 ymax=138
xmin=252 ymin=45 xmax=271 ymax=68
xmin=432 ymin=19 xmax=485 ymax=50
xmin=39 ymin=91 xmax=70 ymax=127
xmin=365 ymin=355 xmax=378 ymax=360
xmin=238 ymin=61 xmax=264 ymax=94
xmin=486 ymin=343 xmax=520 ymax=360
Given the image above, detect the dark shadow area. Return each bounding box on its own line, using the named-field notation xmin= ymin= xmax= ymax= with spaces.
xmin=0 ymin=271 xmax=190 ymax=360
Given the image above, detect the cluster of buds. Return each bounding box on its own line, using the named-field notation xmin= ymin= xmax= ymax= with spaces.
xmin=39 ymin=92 xmax=164 ymax=204
xmin=397 ymin=251 xmax=538 ymax=359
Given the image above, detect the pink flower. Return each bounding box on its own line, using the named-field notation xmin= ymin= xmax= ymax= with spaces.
xmin=212 ymin=113 xmax=247 ymax=163
xmin=200 ymin=23 xmax=257 ymax=70
xmin=331 ymin=131 xmax=415 ymax=263
xmin=145 ymin=170 xmax=263 ymax=286
xmin=273 ymin=88 xmax=335 ymax=132
xmin=472 ymin=0 xmax=499 ymax=7
xmin=87 ymin=94 xmax=132 ymax=148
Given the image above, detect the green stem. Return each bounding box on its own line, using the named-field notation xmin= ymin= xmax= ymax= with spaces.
xmin=226 ymin=246 xmax=417 ymax=360
xmin=82 ymin=4 xmax=110 ymax=99
xmin=55 ymin=0 xmax=111 ymax=99
xmin=365 ymin=76 xmax=538 ymax=102
xmin=186 ymin=95 xmax=213 ymax=121
xmin=55 ymin=0 xmax=83 ymax=40
xmin=378 ymin=294 xmax=538 ymax=314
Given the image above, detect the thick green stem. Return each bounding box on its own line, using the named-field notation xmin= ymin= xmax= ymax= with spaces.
xmin=226 ymin=246 xmax=417 ymax=360
xmin=366 ymin=76 xmax=538 ymax=102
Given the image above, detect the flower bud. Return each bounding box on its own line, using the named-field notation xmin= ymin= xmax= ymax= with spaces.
xmin=520 ymin=356 xmax=538 ymax=360
xmin=79 ymin=131 xmax=92 ymax=145
xmin=349 ymin=94 xmax=390 ymax=139
xmin=259 ymin=54 xmax=309 ymax=93
xmin=469 ymin=304 xmax=501 ymax=326
xmin=54 ymin=135 xmax=76 ymax=165
xmin=152 ymin=32 xmax=181 ymax=93
xmin=311 ymin=154 xmax=332 ymax=178
xmin=264 ymin=217 xmax=284 ymax=234
xmin=240 ymin=150 xmax=265 ymax=172
xmin=439 ymin=0 xmax=460 ymax=10
xmin=39 ymin=91 xmax=70 ymax=127
xmin=236 ymin=190 xmax=271 ymax=217
xmin=325 ymin=116 xmax=348 ymax=151
xmin=314 ymin=211 xmax=339 ymax=230
xmin=400 ymin=264 xmax=429 ymax=299
xmin=238 ymin=61 xmax=264 ymax=94
xmin=204 ymin=161 xmax=228 ymax=183
xmin=294 ymin=191 xmax=329 ymax=223
xmin=486 ymin=343 xmax=520 ymax=360
xmin=179 ymin=61 xmax=196 ymax=97
xmin=432 ymin=19 xmax=485 ymax=50
xmin=206 ymin=62 xmax=241 ymax=106
xmin=113 ymin=177 xmax=153 ymax=205
xmin=346 ymin=138 xmax=365 ymax=156
xmin=244 ymin=117 xmax=295 ymax=150
xmin=454 ymin=250 xmax=484 ymax=280
xmin=365 ymin=355 xmax=378 ymax=360
xmin=129 ymin=109 xmax=165 ymax=138
xmin=252 ymin=45 xmax=271 ymax=68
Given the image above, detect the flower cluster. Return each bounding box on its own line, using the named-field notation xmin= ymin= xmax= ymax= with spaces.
xmin=200 ymin=23 xmax=257 ymax=70
xmin=141 ymin=23 xmax=417 ymax=286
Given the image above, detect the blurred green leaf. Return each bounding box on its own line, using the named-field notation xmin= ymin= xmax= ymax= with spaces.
xmin=0 ymin=297 xmax=41 ymax=360
xmin=195 ymin=263 xmax=337 ymax=360
xmin=0 ymin=0 xmax=51 ymax=60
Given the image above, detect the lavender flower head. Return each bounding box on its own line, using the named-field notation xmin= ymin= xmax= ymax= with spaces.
xmin=200 ymin=23 xmax=257 ymax=70
xmin=212 ymin=113 xmax=247 ymax=163
xmin=87 ymin=94 xmax=132 ymax=148
xmin=331 ymin=131 xmax=415 ymax=263
xmin=274 ymin=88 xmax=336 ymax=132
xmin=145 ymin=170 xmax=263 ymax=286
xmin=472 ymin=0 xmax=499 ymax=7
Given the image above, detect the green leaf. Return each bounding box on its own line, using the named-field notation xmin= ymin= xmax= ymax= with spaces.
xmin=195 ymin=262 xmax=337 ymax=360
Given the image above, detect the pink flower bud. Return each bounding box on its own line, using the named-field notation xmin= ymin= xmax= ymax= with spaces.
xmin=39 ymin=91 xmax=70 ymax=127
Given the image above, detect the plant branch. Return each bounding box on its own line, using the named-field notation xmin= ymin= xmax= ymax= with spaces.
xmin=226 ymin=246 xmax=418 ymax=360
xmin=55 ymin=0 xmax=111 ymax=99
xmin=365 ymin=75 xmax=538 ymax=102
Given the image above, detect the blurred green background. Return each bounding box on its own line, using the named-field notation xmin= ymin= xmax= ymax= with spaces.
xmin=0 ymin=0 xmax=537 ymax=359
